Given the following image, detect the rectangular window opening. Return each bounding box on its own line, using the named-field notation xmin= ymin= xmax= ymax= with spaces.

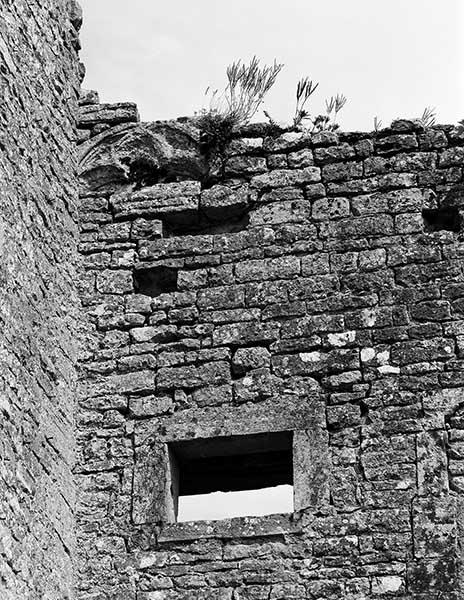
xmin=169 ymin=431 xmax=294 ymax=522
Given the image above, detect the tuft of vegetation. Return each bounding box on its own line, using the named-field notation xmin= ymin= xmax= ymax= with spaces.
xmin=197 ymin=58 xmax=349 ymax=182
xmin=419 ymin=106 xmax=436 ymax=128
xmin=222 ymin=56 xmax=284 ymax=127
xmin=197 ymin=57 xmax=283 ymax=147
xmin=293 ymin=77 xmax=319 ymax=127
xmin=373 ymin=116 xmax=383 ymax=132
xmin=287 ymin=77 xmax=347 ymax=132
xmin=195 ymin=110 xmax=236 ymax=163
xmin=311 ymin=93 xmax=347 ymax=133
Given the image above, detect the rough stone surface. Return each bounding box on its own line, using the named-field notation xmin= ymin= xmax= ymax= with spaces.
xmin=0 ymin=1 xmax=81 ymax=599
xmin=3 ymin=3 xmax=464 ymax=598
xmin=76 ymin=93 xmax=464 ymax=600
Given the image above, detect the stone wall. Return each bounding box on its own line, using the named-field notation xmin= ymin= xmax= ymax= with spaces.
xmin=0 ymin=1 xmax=82 ymax=598
xmin=77 ymin=98 xmax=464 ymax=599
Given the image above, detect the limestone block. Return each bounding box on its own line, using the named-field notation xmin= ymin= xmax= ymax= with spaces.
xmin=157 ymin=361 xmax=231 ymax=390
xmin=200 ymin=185 xmax=249 ymax=221
xmin=375 ymin=133 xmax=418 ymax=154
xmin=96 ymin=269 xmax=133 ymax=294
xmin=225 ymin=156 xmax=267 ymax=176
xmin=232 ymin=347 xmax=271 ymax=374
xmin=250 ymin=167 xmax=321 ymax=190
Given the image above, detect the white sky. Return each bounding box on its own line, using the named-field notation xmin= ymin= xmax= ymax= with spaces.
xmin=178 ymin=485 xmax=293 ymax=522
xmin=79 ymin=0 xmax=464 ymax=130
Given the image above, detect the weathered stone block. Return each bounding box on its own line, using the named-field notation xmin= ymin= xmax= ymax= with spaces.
xmin=225 ymin=156 xmax=267 ymax=175
xmin=301 ymin=253 xmax=330 ymax=275
xmin=157 ymin=361 xmax=230 ymax=390
xmin=439 ymin=147 xmax=464 ymax=167
xmin=263 ymin=131 xmax=311 ymax=152
xmin=249 ymin=200 xmax=311 ymax=226
xmin=391 ymin=338 xmax=454 ymax=365
xmin=213 ymin=322 xmax=280 ymax=346
xmin=131 ymin=218 xmax=163 ymax=240
xmin=330 ymin=215 xmax=393 ymax=238
xmin=233 ymin=367 xmax=274 ymax=403
xmin=235 ymin=256 xmax=300 ymax=282
xmin=79 ymin=102 xmax=139 ymax=126
xmin=311 ymin=196 xmax=350 ymax=220
xmin=327 ymin=403 xmax=361 ymax=429
xmin=314 ymin=143 xmax=356 ymax=164
xmin=197 ymin=286 xmax=245 ymax=310
xmin=322 ymin=161 xmax=363 ymax=182
xmin=200 ymin=185 xmax=249 ymax=220
xmin=130 ymin=325 xmax=177 ymax=343
xmin=288 ymin=148 xmax=314 ymax=168
xmin=394 ymin=212 xmax=424 ymax=233
xmin=232 ymin=347 xmax=271 ymax=374
xmin=227 ymin=137 xmax=263 ymax=155
xmin=375 ymin=133 xmax=418 ymax=154
xmin=111 ymin=181 xmax=200 ymax=219
xmin=410 ymin=300 xmax=451 ymax=321
xmin=96 ymin=269 xmax=133 ymax=294
xmin=192 ymin=384 xmax=233 ymax=407
xmin=328 ymin=173 xmax=417 ymax=195
xmin=419 ymin=128 xmax=448 ymax=150
xmin=251 ymin=167 xmax=321 ymax=190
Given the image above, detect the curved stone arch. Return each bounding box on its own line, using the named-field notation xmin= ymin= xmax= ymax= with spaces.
xmin=79 ymin=120 xmax=206 ymax=192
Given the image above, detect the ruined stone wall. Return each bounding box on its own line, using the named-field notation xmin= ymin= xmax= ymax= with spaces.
xmin=77 ymin=98 xmax=464 ymax=599
xmin=0 ymin=1 xmax=82 ymax=598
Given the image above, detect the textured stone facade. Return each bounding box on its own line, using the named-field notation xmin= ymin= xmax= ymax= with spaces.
xmin=2 ymin=3 xmax=464 ymax=598
xmin=76 ymin=97 xmax=464 ymax=599
xmin=0 ymin=1 xmax=82 ymax=599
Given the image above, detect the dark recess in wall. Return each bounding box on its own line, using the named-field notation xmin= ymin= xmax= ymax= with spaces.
xmin=133 ymin=265 xmax=178 ymax=296
xmin=164 ymin=213 xmax=250 ymax=237
xmin=422 ymin=207 xmax=461 ymax=232
xmin=170 ymin=431 xmax=293 ymax=496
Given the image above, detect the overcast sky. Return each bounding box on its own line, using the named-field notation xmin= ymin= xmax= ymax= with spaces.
xmin=79 ymin=0 xmax=463 ymax=131
xmin=178 ymin=485 xmax=293 ymax=522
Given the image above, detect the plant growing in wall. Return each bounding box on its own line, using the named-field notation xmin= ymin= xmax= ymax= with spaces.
xmin=197 ymin=56 xmax=283 ymax=174
xmin=293 ymin=77 xmax=319 ymax=127
xmin=373 ymin=116 xmax=383 ymax=132
xmin=290 ymin=78 xmax=347 ymax=132
xmin=311 ymin=93 xmax=347 ymax=132
xmin=419 ymin=106 xmax=436 ymax=128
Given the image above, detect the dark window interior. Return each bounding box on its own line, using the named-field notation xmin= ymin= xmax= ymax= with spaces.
xmin=422 ymin=207 xmax=461 ymax=232
xmin=164 ymin=212 xmax=250 ymax=237
xmin=169 ymin=431 xmax=293 ymax=497
xmin=170 ymin=431 xmax=293 ymax=496
xmin=133 ymin=265 xmax=178 ymax=296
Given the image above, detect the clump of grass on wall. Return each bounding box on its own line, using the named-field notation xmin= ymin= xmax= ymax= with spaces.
xmin=308 ymin=93 xmax=347 ymax=133
xmin=290 ymin=78 xmax=347 ymax=132
xmin=293 ymin=77 xmax=319 ymax=127
xmin=197 ymin=56 xmax=283 ymax=162
xmin=419 ymin=106 xmax=436 ymax=128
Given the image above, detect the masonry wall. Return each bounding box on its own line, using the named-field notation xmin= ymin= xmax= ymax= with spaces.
xmin=0 ymin=2 xmax=82 ymax=598
xmin=77 ymin=99 xmax=464 ymax=599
